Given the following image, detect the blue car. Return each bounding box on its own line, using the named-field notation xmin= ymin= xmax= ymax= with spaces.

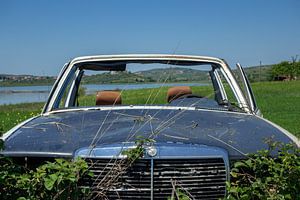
xmin=1 ymin=54 xmax=299 ymax=199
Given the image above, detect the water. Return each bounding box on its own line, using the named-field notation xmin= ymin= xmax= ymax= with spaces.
xmin=0 ymin=83 xmax=208 ymax=105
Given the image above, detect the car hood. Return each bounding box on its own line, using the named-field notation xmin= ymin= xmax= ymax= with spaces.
xmin=1 ymin=108 xmax=295 ymax=159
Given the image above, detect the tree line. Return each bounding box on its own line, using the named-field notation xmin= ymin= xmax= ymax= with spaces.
xmin=272 ymin=56 xmax=300 ymax=81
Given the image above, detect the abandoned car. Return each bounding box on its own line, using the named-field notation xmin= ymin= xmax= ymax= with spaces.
xmin=1 ymin=54 xmax=299 ymax=199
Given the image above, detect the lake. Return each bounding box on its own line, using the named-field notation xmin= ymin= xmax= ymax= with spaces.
xmin=0 ymin=83 xmax=208 ymax=105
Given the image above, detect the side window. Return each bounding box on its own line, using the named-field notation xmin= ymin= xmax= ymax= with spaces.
xmin=56 ymin=71 xmax=77 ymax=109
xmin=235 ymin=63 xmax=258 ymax=112
xmin=216 ymin=68 xmax=240 ymax=106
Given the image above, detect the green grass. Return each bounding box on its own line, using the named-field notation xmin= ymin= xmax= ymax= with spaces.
xmin=78 ymin=86 xmax=214 ymax=106
xmin=0 ymin=103 xmax=44 ymax=134
xmin=252 ymin=81 xmax=300 ymax=136
xmin=0 ymin=81 xmax=299 ymax=138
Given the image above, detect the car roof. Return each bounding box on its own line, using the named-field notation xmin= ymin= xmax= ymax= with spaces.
xmin=69 ymin=54 xmax=226 ymax=66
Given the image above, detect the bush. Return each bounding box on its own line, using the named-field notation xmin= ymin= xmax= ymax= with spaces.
xmin=0 ymin=157 xmax=92 ymax=200
xmin=226 ymin=142 xmax=300 ymax=200
xmin=272 ymin=61 xmax=300 ymax=80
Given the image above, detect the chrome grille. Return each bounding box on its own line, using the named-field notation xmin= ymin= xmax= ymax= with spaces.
xmin=153 ymin=159 xmax=226 ymax=199
xmin=83 ymin=158 xmax=151 ymax=199
xmin=82 ymin=158 xmax=226 ymax=200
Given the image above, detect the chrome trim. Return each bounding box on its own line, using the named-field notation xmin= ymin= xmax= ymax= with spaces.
xmin=76 ymin=143 xmax=227 ymax=159
xmin=70 ymin=54 xmax=226 ymax=65
xmin=43 ymin=105 xmax=250 ymax=116
xmin=74 ymin=142 xmax=230 ymax=181
xmin=236 ymin=63 xmax=257 ymax=113
xmin=0 ymin=151 xmax=72 ymax=157
xmin=150 ymin=159 xmax=154 ymax=200
xmin=65 ymin=69 xmax=81 ymax=107
xmin=42 ymin=62 xmax=69 ymax=113
xmin=219 ymin=67 xmax=249 ymax=111
xmin=214 ymin=69 xmax=228 ymax=101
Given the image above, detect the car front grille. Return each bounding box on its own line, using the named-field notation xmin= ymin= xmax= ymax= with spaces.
xmin=82 ymin=158 xmax=227 ymax=200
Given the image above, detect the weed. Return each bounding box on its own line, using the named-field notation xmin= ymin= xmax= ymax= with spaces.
xmin=0 ymin=157 xmax=91 ymax=200
xmin=226 ymin=142 xmax=300 ymax=200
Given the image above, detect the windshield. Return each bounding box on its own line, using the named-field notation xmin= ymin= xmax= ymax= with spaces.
xmin=51 ymin=61 xmax=244 ymax=113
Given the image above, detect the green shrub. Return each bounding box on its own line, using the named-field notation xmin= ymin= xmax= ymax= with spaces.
xmin=0 ymin=157 xmax=92 ymax=200
xmin=226 ymin=142 xmax=300 ymax=200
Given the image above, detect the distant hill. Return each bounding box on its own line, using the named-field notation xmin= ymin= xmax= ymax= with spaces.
xmin=0 ymin=74 xmax=56 ymax=86
xmin=136 ymin=65 xmax=274 ymax=83
xmin=136 ymin=67 xmax=209 ymax=82
xmin=82 ymin=67 xmax=209 ymax=84
xmin=0 ymin=65 xmax=274 ymax=86
xmin=241 ymin=64 xmax=273 ymax=82
xmin=81 ymin=71 xmax=155 ymax=84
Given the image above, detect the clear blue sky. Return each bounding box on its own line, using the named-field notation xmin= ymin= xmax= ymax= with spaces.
xmin=0 ymin=0 xmax=299 ymax=75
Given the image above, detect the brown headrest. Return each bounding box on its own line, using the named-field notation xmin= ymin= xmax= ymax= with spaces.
xmin=167 ymin=86 xmax=192 ymax=103
xmin=96 ymin=91 xmax=122 ymax=105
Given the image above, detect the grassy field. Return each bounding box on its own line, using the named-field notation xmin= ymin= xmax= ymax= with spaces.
xmin=78 ymin=85 xmax=214 ymax=106
xmin=251 ymin=81 xmax=300 ymax=136
xmin=0 ymin=103 xmax=44 ymax=134
xmin=0 ymin=81 xmax=299 ymax=138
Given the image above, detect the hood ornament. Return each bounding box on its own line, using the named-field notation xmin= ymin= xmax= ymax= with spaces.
xmin=146 ymin=145 xmax=157 ymax=157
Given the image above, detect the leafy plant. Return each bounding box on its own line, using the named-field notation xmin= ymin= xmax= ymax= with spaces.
xmin=226 ymin=142 xmax=300 ymax=200
xmin=0 ymin=157 xmax=92 ymax=200
xmin=0 ymin=156 xmax=28 ymax=199
xmin=121 ymin=136 xmax=155 ymax=162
